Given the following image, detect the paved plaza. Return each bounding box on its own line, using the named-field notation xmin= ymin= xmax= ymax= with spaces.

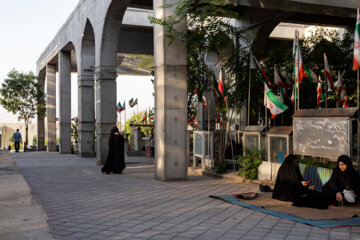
xmin=6 ymin=152 xmax=360 ymax=239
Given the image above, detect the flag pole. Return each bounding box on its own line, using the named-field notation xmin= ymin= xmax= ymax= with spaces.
xmin=357 ymin=68 xmax=359 ymax=168
xmin=297 ymin=30 xmax=300 ymax=111
xmin=248 ymin=52 xmax=252 ymax=126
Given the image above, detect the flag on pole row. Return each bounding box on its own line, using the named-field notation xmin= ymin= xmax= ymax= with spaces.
xmin=274 ymin=68 xmax=292 ymax=88
xmin=317 ymin=77 xmax=324 ymax=105
xmin=324 ymin=53 xmax=335 ymax=90
xmin=264 ymin=83 xmax=289 ymax=119
xmin=353 ymin=8 xmax=360 ymax=71
xmin=129 ymin=98 xmax=138 ymax=108
xmin=304 ymin=66 xmax=318 ymax=83
xmin=117 ymin=101 xmax=126 ymax=113
xmin=336 ymin=71 xmax=345 ymax=102
xmin=293 ymin=30 xmax=307 ymax=83
xmin=252 ymin=53 xmax=273 ymax=87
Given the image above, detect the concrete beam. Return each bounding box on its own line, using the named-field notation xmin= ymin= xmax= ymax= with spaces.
xmin=46 ymin=64 xmax=57 ymax=152
xmin=59 ymin=51 xmax=72 ymax=154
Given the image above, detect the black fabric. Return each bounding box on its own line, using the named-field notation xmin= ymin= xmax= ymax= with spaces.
xmin=322 ymin=155 xmax=360 ymax=205
xmin=101 ymin=126 xmax=126 ymax=174
xmin=272 ymin=155 xmax=308 ymax=202
xmin=293 ymin=191 xmax=328 ymax=209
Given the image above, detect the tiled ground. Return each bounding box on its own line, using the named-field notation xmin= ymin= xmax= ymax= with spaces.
xmin=12 ymin=152 xmax=360 ymax=240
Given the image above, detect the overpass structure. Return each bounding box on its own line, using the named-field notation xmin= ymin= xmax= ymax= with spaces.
xmin=36 ymin=0 xmax=359 ymax=181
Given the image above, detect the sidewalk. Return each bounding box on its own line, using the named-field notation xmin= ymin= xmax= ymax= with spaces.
xmin=6 ymin=152 xmax=360 ymax=239
xmin=0 ymin=151 xmax=52 ymax=240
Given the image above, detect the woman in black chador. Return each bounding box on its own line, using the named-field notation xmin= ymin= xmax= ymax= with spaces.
xmin=272 ymin=154 xmax=311 ymax=201
xmin=101 ymin=126 xmax=126 ymax=174
xmin=322 ymin=155 xmax=360 ymax=205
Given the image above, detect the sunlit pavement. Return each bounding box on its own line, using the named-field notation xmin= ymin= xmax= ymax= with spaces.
xmin=11 ymin=152 xmax=360 ymax=240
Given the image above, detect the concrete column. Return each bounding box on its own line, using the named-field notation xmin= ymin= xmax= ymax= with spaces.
xmin=95 ymin=67 xmax=117 ymax=164
xmin=37 ymin=76 xmax=46 ymax=151
xmin=78 ymin=74 xmax=95 ymax=157
xmin=46 ymin=64 xmax=57 ymax=152
xmin=154 ymin=0 xmax=187 ymax=181
xmin=58 ymin=51 xmax=71 ymax=154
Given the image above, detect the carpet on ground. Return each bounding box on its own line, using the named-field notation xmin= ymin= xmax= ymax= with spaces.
xmin=210 ymin=193 xmax=360 ymax=229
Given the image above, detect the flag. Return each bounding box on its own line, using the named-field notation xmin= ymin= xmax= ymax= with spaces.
xmin=279 ymin=88 xmax=285 ymax=103
xmin=129 ymin=98 xmax=134 ymax=107
xmin=343 ymin=95 xmax=349 ymax=108
xmin=293 ymin=30 xmax=307 ymax=83
xmin=304 ymin=66 xmax=318 ymax=83
xmin=274 ymin=68 xmax=292 ymax=88
xmin=264 ymin=83 xmax=288 ymax=119
xmin=202 ymin=94 xmax=208 ymax=107
xmin=317 ymin=81 xmax=323 ymax=105
xmin=187 ymin=115 xmax=196 ymax=125
xmin=353 ymin=8 xmax=360 ymax=71
xmin=141 ymin=111 xmax=147 ymax=123
xmin=324 ymin=53 xmax=335 ymax=90
xmin=133 ymin=98 xmax=138 ymax=107
xmin=149 ymin=111 xmax=154 ymax=122
xmin=117 ymin=102 xmax=122 ymax=113
xmin=122 ymin=101 xmax=126 ymax=111
xmin=336 ymin=71 xmax=345 ymax=102
xmin=253 ymin=55 xmax=273 ymax=87
xmin=218 ymin=68 xmax=227 ymax=103
xmin=210 ymin=70 xmax=222 ymax=98
xmin=291 ymin=85 xmax=295 ymax=103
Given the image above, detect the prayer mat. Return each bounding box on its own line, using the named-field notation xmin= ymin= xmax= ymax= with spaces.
xmin=210 ymin=193 xmax=360 ymax=229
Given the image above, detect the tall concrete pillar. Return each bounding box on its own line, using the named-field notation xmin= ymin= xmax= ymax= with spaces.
xmin=58 ymin=51 xmax=71 ymax=154
xmin=78 ymin=74 xmax=95 ymax=157
xmin=46 ymin=64 xmax=57 ymax=152
xmin=95 ymin=67 xmax=117 ymax=164
xmin=154 ymin=0 xmax=187 ymax=181
xmin=37 ymin=76 xmax=46 ymax=151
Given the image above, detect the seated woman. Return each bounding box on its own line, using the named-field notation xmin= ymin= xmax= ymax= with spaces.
xmin=322 ymin=155 xmax=360 ymax=206
xmin=272 ymin=155 xmax=327 ymax=208
xmin=101 ymin=126 xmax=126 ymax=174
xmin=272 ymin=154 xmax=312 ymax=201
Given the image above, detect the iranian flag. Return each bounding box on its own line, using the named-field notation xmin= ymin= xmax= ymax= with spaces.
xmin=218 ymin=68 xmax=227 ymax=103
xmin=117 ymin=102 xmax=122 ymax=113
xmin=293 ymin=30 xmax=307 ymax=83
xmin=304 ymin=66 xmax=318 ymax=83
xmin=316 ymin=80 xmax=324 ymax=105
xmin=264 ymin=83 xmax=289 ymax=119
xmin=291 ymin=85 xmax=295 ymax=103
xmin=253 ymin=55 xmax=273 ymax=87
xmin=336 ymin=71 xmax=345 ymax=102
xmin=324 ymin=53 xmax=335 ymax=90
xmin=344 ymin=95 xmax=349 ymax=108
xmin=354 ymin=8 xmax=360 ymax=71
xmin=274 ymin=68 xmax=292 ymax=88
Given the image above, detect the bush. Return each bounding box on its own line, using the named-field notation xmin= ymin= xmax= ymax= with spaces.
xmin=237 ymin=147 xmax=263 ymax=180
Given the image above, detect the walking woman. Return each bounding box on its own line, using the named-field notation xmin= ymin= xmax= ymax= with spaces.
xmin=101 ymin=126 xmax=126 ymax=174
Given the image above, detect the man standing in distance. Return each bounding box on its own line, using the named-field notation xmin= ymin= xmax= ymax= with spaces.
xmin=12 ymin=129 xmax=22 ymax=152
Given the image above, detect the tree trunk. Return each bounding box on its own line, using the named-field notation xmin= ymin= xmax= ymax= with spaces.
xmin=24 ymin=118 xmax=28 ymax=152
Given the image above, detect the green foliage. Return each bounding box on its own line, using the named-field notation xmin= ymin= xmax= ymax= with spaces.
xmin=0 ymin=69 xmax=46 ymax=145
xmin=124 ymin=112 xmax=153 ymax=140
xmin=237 ymin=147 xmax=263 ymax=180
xmin=33 ymin=135 xmax=37 ymax=145
xmin=71 ymin=117 xmax=79 ymax=143
xmin=149 ymin=0 xmax=252 ymax=122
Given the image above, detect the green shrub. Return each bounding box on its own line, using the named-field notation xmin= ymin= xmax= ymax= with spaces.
xmin=237 ymin=147 xmax=263 ymax=180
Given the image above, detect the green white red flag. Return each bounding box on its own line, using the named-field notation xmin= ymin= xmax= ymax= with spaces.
xmin=324 ymin=53 xmax=335 ymax=90
xmin=264 ymin=83 xmax=288 ymax=119
xmin=353 ymin=8 xmax=360 ymax=71
xmin=253 ymin=54 xmax=273 ymax=87
xmin=317 ymin=78 xmax=324 ymax=105
xmin=293 ymin=30 xmax=307 ymax=83
xmin=218 ymin=68 xmax=227 ymax=103
xmin=304 ymin=66 xmax=318 ymax=83
xmin=274 ymin=68 xmax=292 ymax=88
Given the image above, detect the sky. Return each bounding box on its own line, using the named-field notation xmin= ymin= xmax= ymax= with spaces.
xmin=0 ymin=0 xmax=154 ymax=124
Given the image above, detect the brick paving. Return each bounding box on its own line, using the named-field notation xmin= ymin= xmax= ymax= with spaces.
xmin=12 ymin=152 xmax=360 ymax=240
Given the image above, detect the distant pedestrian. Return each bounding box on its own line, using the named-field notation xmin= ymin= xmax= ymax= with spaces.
xmin=101 ymin=126 xmax=126 ymax=174
xmin=12 ymin=129 xmax=22 ymax=152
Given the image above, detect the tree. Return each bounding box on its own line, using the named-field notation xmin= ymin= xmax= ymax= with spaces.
xmin=124 ymin=112 xmax=153 ymax=140
xmin=0 ymin=69 xmax=46 ymax=147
